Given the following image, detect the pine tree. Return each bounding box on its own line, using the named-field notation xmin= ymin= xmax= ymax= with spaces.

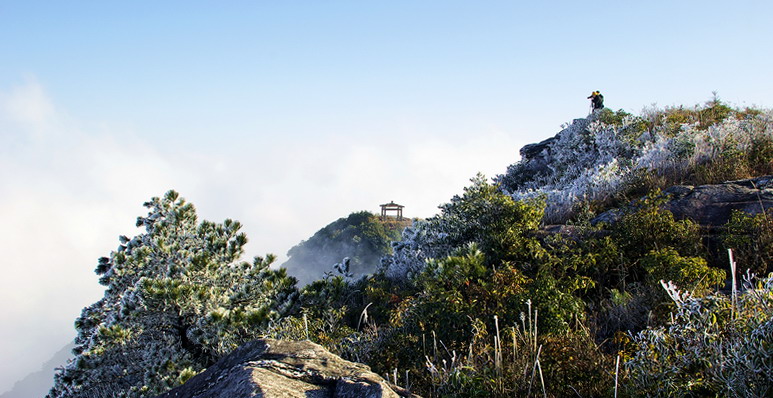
xmin=49 ymin=191 xmax=299 ymax=397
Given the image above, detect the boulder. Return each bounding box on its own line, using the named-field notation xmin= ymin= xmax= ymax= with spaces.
xmin=519 ymin=135 xmax=557 ymax=160
xmin=155 ymin=339 xmax=419 ymax=398
xmin=592 ymin=176 xmax=773 ymax=227
xmin=661 ymin=176 xmax=773 ymax=227
xmin=500 ymin=118 xmax=592 ymax=191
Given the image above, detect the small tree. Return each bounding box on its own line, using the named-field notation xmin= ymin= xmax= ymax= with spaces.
xmin=50 ymin=191 xmax=299 ymax=398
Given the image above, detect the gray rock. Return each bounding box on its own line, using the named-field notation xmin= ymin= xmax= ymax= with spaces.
xmin=519 ymin=136 xmax=557 ymax=160
xmin=662 ymin=184 xmax=695 ymax=199
xmin=520 ymin=118 xmax=590 ymax=163
xmin=662 ymin=176 xmax=772 ymax=226
xmin=500 ymin=118 xmax=593 ymax=191
xmin=590 ymin=208 xmax=624 ymax=226
xmin=592 ymin=176 xmax=773 ymax=227
xmin=155 ymin=339 xmax=418 ymax=398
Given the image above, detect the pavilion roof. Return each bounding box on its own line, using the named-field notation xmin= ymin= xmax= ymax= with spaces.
xmin=380 ymin=201 xmax=404 ymax=209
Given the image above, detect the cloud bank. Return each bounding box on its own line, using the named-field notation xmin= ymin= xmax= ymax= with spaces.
xmin=0 ymin=78 xmax=525 ymax=392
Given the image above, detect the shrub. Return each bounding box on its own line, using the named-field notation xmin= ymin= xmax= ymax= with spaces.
xmin=722 ymin=209 xmax=773 ymax=276
xmin=624 ymin=275 xmax=773 ymax=397
xmin=424 ymin=309 xmax=615 ymax=397
xmin=642 ymin=247 xmax=726 ymax=302
xmin=611 ymin=192 xmax=705 ymax=283
xmin=381 ymin=174 xmax=547 ymax=283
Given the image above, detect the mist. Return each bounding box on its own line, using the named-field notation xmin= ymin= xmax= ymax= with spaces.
xmin=0 ymin=79 xmax=526 ymax=393
xmin=280 ymin=212 xmax=411 ymax=286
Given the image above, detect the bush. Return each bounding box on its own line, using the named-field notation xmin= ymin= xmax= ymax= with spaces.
xmin=603 ymin=192 xmax=706 ymax=299
xmin=624 ymin=275 xmax=773 ymax=397
xmin=381 ymin=174 xmax=547 ymax=283
xmin=722 ymin=209 xmax=773 ymax=276
xmin=424 ymin=311 xmax=615 ymax=397
xmin=642 ymin=247 xmax=725 ymax=296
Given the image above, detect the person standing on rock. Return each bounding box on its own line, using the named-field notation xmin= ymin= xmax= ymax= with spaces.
xmin=588 ymin=91 xmax=604 ymax=113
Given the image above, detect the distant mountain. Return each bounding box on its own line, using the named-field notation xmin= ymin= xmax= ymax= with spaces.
xmin=1 ymin=343 xmax=72 ymax=398
xmin=281 ymin=211 xmax=412 ymax=285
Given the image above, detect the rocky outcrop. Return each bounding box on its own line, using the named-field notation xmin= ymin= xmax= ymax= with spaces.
xmin=593 ymin=176 xmax=773 ymax=227
xmin=499 ymin=118 xmax=591 ymax=191
xmin=155 ymin=339 xmax=418 ymax=398
xmin=662 ymin=176 xmax=773 ymax=226
xmin=519 ymin=118 xmax=591 ymax=162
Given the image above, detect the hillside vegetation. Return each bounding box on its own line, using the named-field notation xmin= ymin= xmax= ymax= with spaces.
xmin=50 ymin=99 xmax=773 ymax=397
xmin=281 ymin=211 xmax=411 ymax=286
xmin=498 ymin=97 xmax=772 ymax=223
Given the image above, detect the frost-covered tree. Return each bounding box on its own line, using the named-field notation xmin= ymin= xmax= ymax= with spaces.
xmin=49 ymin=191 xmax=299 ymax=398
xmin=381 ymin=174 xmax=546 ymax=283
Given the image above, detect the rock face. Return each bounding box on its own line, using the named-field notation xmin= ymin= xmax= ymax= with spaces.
xmin=155 ymin=339 xmax=418 ymax=398
xmin=662 ymin=176 xmax=773 ymax=227
xmin=519 ymin=118 xmax=590 ymax=162
xmin=499 ymin=118 xmax=591 ymax=191
xmin=593 ymin=176 xmax=773 ymax=227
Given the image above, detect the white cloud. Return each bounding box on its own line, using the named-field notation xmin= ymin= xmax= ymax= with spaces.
xmin=0 ymin=80 xmax=180 ymax=392
xmin=0 ymin=78 xmax=527 ymax=393
xmin=0 ymin=76 xmax=58 ymax=141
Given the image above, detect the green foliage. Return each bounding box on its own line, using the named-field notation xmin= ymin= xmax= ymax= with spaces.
xmin=403 ymin=176 xmax=589 ymax=336
xmin=568 ymin=193 xmax=722 ymax=339
xmin=526 ymin=272 xmax=589 ymax=333
xmin=539 ymin=333 xmax=615 ymax=397
xmin=625 ymin=275 xmax=773 ymax=397
xmin=177 ymin=367 xmax=199 ymax=385
xmin=50 ymin=191 xmax=299 ymax=398
xmin=747 ymin=131 xmax=773 ymax=173
xmin=613 ymin=191 xmax=703 ymax=260
xmin=411 ymin=244 xmax=529 ymax=340
xmin=598 ymin=108 xmax=633 ymax=126
xmin=648 ymin=96 xmax=739 ymax=136
xmin=95 ymin=325 xmax=134 ymax=348
xmin=642 ymin=247 xmax=725 ymax=297
xmin=283 ymin=211 xmax=407 ymax=285
xmin=359 ymin=173 xmax=743 ymax=396
xmin=427 ymin=174 xmax=547 ymax=267
xmin=295 ymin=270 xmax=373 ymax=333
xmin=722 ymin=209 xmax=773 ymax=276
xmin=579 ymin=191 xmax=707 ymax=307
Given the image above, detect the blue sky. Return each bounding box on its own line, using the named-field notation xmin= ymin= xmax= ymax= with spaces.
xmin=1 ymin=1 xmax=772 ymax=393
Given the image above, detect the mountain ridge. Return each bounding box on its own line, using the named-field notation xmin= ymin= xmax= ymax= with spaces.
xmin=47 ymin=100 xmax=773 ymax=397
xmin=1 ymin=343 xmax=72 ymax=398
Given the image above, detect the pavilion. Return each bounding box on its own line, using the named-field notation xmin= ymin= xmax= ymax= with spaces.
xmin=379 ymin=201 xmax=404 ymax=221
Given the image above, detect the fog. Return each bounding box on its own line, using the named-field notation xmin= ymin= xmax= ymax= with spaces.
xmin=0 ymin=79 xmax=527 ymax=393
